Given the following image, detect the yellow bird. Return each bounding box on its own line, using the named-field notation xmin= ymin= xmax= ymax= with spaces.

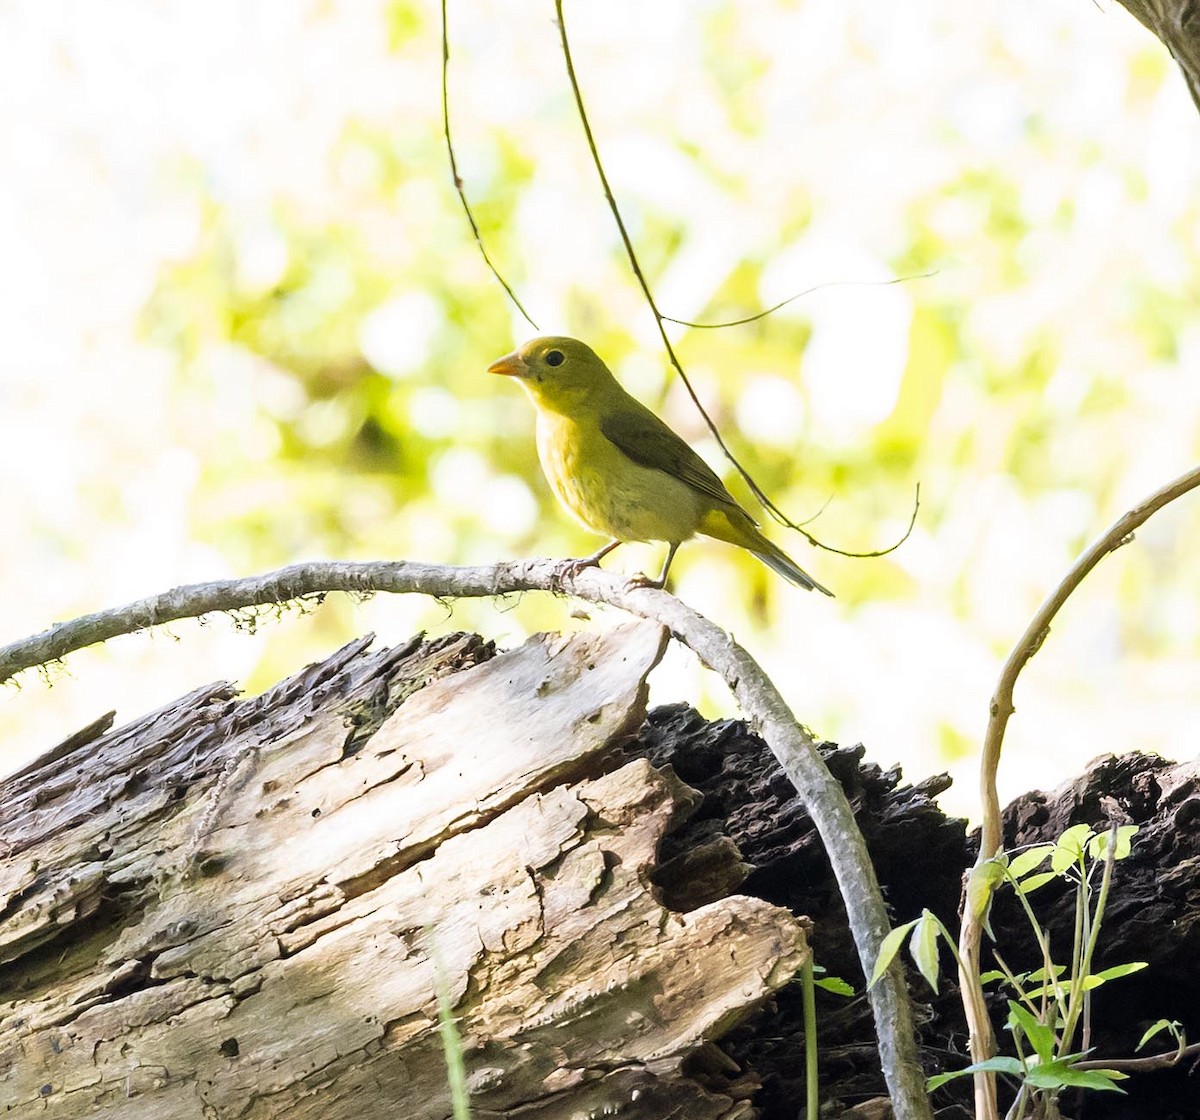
xmin=488 ymin=336 xmax=833 ymax=596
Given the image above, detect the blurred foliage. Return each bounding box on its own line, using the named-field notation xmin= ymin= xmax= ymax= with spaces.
xmin=138 ymin=0 xmax=1200 ymax=696
xmin=3 ymin=0 xmax=1199 ymax=812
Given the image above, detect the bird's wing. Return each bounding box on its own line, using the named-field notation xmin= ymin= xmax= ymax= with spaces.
xmin=599 ymin=403 xmax=746 ymax=515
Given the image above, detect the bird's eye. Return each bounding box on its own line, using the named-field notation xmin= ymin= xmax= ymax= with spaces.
xmin=545 ymin=349 xmax=565 ymax=367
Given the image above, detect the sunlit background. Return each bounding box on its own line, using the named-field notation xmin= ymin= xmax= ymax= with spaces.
xmin=2 ymin=0 xmax=1198 ymax=818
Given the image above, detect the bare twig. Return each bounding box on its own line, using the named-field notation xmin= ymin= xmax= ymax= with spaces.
xmin=976 ymin=463 xmax=1200 ymax=865
xmin=662 ymin=272 xmax=935 ymax=330
xmin=440 ymin=0 xmax=538 ymax=329
xmin=1075 ymin=1039 xmax=1200 ymax=1074
xmin=821 ymin=484 xmax=921 ymax=559
xmin=957 ymin=462 xmax=1200 ymax=1120
xmin=552 ymin=0 xmax=916 ymax=562
xmin=0 ymin=556 xmax=931 ymax=1120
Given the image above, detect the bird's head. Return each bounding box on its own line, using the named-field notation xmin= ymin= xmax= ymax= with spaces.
xmin=487 ymin=336 xmax=615 ymax=409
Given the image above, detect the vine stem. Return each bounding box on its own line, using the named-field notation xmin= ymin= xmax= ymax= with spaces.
xmin=958 ymin=462 xmax=1200 ymax=1120
xmin=552 ymin=0 xmax=917 ymax=560
xmin=440 ymin=0 xmax=538 ymax=328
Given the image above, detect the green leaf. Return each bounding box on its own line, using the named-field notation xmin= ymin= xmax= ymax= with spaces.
xmin=434 ymin=954 xmax=472 ymax=1120
xmin=814 ymin=976 xmax=855 ymax=997
xmin=1088 ymin=825 xmax=1138 ymax=861
xmin=1025 ymin=1059 xmax=1126 ymax=1092
xmin=927 ymin=1056 xmax=1024 ymax=1091
xmin=1008 ymin=844 xmax=1055 ymax=879
xmin=978 ymin=969 xmax=1006 ymax=985
xmin=1027 ymin=962 xmax=1149 ymax=999
xmin=1025 ymin=964 xmax=1067 ymax=983
xmin=1022 ymin=1067 xmax=1064 ymax=1089
xmin=1020 ymin=963 xmax=1067 ymax=999
xmin=1051 ymin=825 xmax=1094 ymax=872
xmin=869 ymin=920 xmax=919 ymax=988
xmin=1137 ymin=1019 xmax=1183 ymax=1050
xmin=909 ymin=910 xmax=942 ymax=993
xmin=1080 ymin=961 xmax=1148 ymax=990
xmin=1006 ymin=1000 xmax=1056 ymax=1063
xmin=1022 ymin=982 xmax=1064 ymax=1001
xmin=1017 ymin=871 xmax=1057 ymax=894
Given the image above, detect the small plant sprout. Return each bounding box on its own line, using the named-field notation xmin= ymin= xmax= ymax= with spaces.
xmin=873 ymin=823 xmax=1150 ymax=1118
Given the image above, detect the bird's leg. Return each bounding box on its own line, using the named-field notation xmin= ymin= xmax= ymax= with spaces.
xmin=628 ymin=541 xmax=679 ymax=590
xmin=556 ymin=539 xmax=623 ymax=581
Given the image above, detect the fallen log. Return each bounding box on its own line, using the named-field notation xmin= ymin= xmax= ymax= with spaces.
xmin=0 ymin=624 xmax=809 ymax=1119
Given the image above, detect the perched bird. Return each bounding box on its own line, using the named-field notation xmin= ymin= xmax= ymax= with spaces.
xmin=488 ymin=336 xmax=833 ymax=595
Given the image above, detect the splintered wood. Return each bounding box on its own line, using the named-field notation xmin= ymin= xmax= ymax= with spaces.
xmin=0 ymin=624 xmax=808 ymax=1118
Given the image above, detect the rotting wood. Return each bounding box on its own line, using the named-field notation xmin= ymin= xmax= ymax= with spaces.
xmin=0 ymin=558 xmax=936 ymax=1120
xmin=0 ymin=622 xmax=810 ymax=1118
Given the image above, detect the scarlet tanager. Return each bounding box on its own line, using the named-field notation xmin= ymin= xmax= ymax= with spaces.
xmin=488 ymin=336 xmax=833 ymax=596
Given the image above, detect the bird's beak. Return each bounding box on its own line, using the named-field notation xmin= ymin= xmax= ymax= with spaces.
xmin=487 ymin=351 xmax=528 ymax=378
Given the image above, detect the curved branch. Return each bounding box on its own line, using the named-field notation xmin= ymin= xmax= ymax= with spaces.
xmin=976 ymin=462 xmax=1200 ymax=859
xmin=0 ymin=557 xmax=932 ymax=1119
xmin=1075 ymin=1038 xmax=1200 ymax=1073
xmin=958 ymin=461 xmax=1200 ymax=1120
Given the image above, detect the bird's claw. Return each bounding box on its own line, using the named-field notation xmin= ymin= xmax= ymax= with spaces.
xmin=625 ymin=572 xmax=665 ymax=591
xmin=553 ymin=556 xmax=599 ymax=586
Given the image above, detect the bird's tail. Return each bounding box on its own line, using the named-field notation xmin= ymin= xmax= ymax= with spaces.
xmin=699 ymin=508 xmax=834 ymax=596
xmin=751 ymin=542 xmax=835 ymax=596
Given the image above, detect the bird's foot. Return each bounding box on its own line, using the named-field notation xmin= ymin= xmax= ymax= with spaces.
xmin=552 ymin=554 xmax=610 ymax=591
xmin=552 ymin=540 xmax=623 ymax=589
xmin=625 ymin=571 xmax=666 ymax=591
xmin=555 ymin=555 xmax=601 ymax=583
xmin=625 ymin=543 xmax=677 ymax=591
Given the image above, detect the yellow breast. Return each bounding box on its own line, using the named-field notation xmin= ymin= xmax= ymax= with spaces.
xmin=534 ymin=409 xmax=703 ymax=544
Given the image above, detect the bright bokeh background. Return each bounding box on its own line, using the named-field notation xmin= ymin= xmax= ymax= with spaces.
xmin=2 ymin=0 xmax=1198 ymax=817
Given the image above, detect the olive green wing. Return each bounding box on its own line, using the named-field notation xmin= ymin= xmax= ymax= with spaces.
xmin=600 ymin=401 xmax=745 ymax=514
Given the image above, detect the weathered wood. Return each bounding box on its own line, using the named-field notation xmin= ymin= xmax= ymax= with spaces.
xmin=0 ymin=624 xmax=810 ymax=1119
xmin=0 ymin=559 xmax=933 ymax=1120
xmin=635 ymin=704 xmax=966 ymax=1114
xmin=633 ymin=708 xmax=1200 ymax=1119
xmin=642 ymin=704 xmax=1200 ymax=1119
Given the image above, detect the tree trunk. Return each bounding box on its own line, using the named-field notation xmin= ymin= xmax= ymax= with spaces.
xmin=1115 ymin=0 xmax=1200 ymax=113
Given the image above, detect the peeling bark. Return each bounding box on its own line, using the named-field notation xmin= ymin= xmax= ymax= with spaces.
xmin=0 ymin=559 xmax=932 ymax=1120
xmin=0 ymin=624 xmax=809 ymax=1119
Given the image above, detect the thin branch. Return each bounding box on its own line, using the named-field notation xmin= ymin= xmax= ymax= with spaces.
xmin=957 ymin=461 xmax=1200 ymax=1120
xmin=0 ymin=556 xmax=931 ymax=1120
xmin=1075 ymin=1039 xmax=1200 ymax=1074
xmin=820 ymin=484 xmax=920 ymax=559
xmin=440 ymin=0 xmax=538 ymax=329
xmin=662 ymin=272 xmax=936 ymax=330
xmin=976 ymin=462 xmax=1200 ymax=861
xmin=552 ymin=0 xmax=915 ymax=564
